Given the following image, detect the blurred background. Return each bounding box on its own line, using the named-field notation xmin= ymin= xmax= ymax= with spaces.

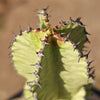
xmin=0 ymin=0 xmax=100 ymax=100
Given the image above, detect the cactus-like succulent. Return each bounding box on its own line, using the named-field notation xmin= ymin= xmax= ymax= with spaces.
xmin=10 ymin=8 xmax=95 ymax=100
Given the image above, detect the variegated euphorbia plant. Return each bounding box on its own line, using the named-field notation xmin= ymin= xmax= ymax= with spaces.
xmin=10 ymin=8 xmax=95 ymax=100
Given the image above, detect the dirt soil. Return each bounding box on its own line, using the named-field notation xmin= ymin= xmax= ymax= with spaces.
xmin=0 ymin=0 xmax=100 ymax=100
